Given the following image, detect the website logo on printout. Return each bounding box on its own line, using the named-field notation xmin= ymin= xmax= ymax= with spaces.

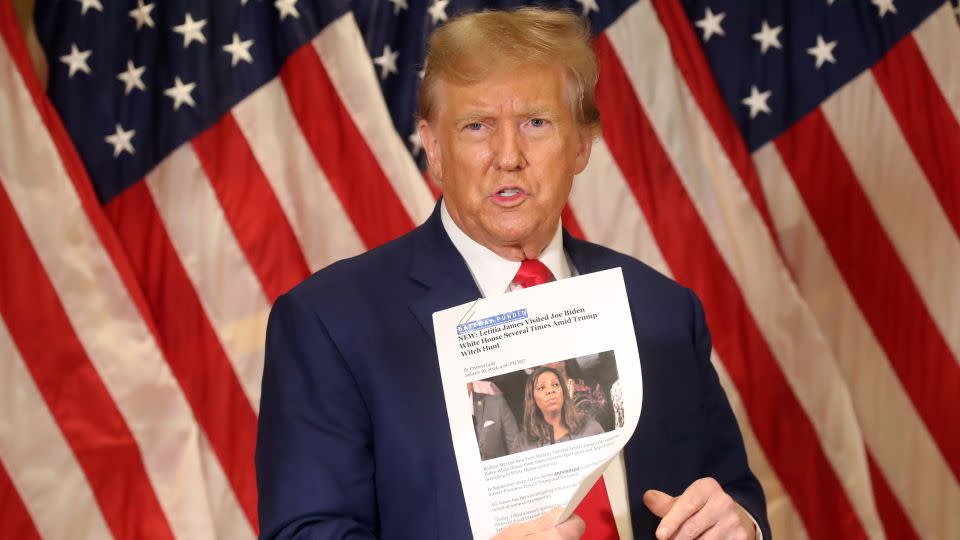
xmin=456 ymin=309 xmax=528 ymax=335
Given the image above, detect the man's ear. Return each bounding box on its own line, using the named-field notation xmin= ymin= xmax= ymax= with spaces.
xmin=418 ymin=119 xmax=443 ymax=185
xmin=573 ymin=125 xmax=595 ymax=175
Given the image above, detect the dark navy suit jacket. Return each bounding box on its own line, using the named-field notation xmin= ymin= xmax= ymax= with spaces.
xmin=256 ymin=204 xmax=770 ymax=539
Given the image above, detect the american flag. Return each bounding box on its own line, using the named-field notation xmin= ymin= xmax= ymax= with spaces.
xmin=0 ymin=0 xmax=957 ymax=537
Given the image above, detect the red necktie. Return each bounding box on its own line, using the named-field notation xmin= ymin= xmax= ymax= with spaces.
xmin=509 ymin=258 xmax=555 ymax=288
xmin=574 ymin=477 xmax=618 ymax=539
xmin=509 ymin=259 xmax=619 ymax=539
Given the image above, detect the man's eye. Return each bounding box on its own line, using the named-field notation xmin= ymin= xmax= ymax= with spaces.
xmin=465 ymin=122 xmax=483 ymax=131
xmin=529 ymin=118 xmax=547 ymax=128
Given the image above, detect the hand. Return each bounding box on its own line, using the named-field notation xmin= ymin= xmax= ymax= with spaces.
xmin=491 ymin=507 xmax=586 ymax=540
xmin=643 ymin=478 xmax=755 ymax=540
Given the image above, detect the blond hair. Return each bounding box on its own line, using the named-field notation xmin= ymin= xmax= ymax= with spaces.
xmin=418 ymin=7 xmax=600 ymax=130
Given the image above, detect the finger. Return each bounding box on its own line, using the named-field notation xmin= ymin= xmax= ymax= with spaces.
xmin=493 ymin=508 xmax=560 ymax=539
xmin=534 ymin=507 xmax=566 ymax=529
xmin=552 ymin=513 xmax=585 ymax=539
xmin=527 ymin=511 xmax=584 ymax=540
xmin=643 ymin=489 xmax=675 ymax=518
xmin=699 ymin=502 xmax=754 ymax=540
xmin=654 ymin=479 xmax=715 ymax=539
xmin=693 ymin=522 xmax=724 ymax=540
xmin=491 ymin=522 xmax=527 ymax=539
xmin=517 ymin=507 xmax=564 ymax=535
xmin=696 ymin=510 xmax=749 ymax=540
xmin=672 ymin=487 xmax=732 ymax=539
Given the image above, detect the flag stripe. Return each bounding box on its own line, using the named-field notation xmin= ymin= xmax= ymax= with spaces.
xmin=712 ymin=356 xmax=809 ymax=540
xmin=868 ymin=452 xmax=920 ymax=540
xmin=0 ymin=316 xmax=107 ymax=540
xmin=0 ymin=181 xmax=173 ymax=540
xmin=872 ymin=35 xmax=960 ymax=238
xmin=280 ymin=43 xmax=415 ymax=249
xmin=593 ymin=30 xmax=867 ymax=539
xmin=192 ymin=432 xmax=258 ymax=540
xmin=0 ymin=461 xmax=41 ymax=540
xmin=560 ymin=205 xmax=586 ymax=239
xmin=423 ymin=170 xmax=444 ymax=202
xmin=571 ymin=140 xmax=809 ymax=537
xmin=313 ymin=13 xmax=436 ymax=224
xmin=571 ymin=139 xmax=660 ymax=263
xmin=232 ymin=78 xmax=366 ymax=272
xmin=912 ymin=4 xmax=960 ymax=128
xmin=822 ymin=69 xmax=960 ymax=368
xmin=145 ymin=146 xmax=270 ymax=412
xmin=192 ymin=113 xmax=311 ymax=302
xmin=649 ymin=0 xmax=781 ymax=249
xmin=779 ymin=109 xmax=960 ymax=482
xmin=752 ymin=142 xmax=960 ymax=538
xmin=103 ymin=182 xmax=259 ymax=532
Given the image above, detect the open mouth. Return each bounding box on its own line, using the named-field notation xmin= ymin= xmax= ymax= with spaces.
xmin=492 ymin=186 xmax=526 ymax=205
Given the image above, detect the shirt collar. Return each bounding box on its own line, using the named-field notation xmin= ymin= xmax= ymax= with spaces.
xmin=441 ymin=199 xmax=570 ymax=298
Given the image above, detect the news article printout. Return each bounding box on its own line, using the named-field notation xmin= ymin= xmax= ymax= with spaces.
xmin=433 ymin=268 xmax=642 ymax=538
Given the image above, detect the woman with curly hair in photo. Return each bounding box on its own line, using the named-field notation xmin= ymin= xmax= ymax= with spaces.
xmin=518 ymin=366 xmax=604 ymax=451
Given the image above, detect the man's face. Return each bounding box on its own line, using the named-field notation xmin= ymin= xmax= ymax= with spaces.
xmin=419 ymin=63 xmax=593 ymax=260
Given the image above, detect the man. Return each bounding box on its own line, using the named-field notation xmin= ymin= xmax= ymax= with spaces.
xmin=256 ymin=7 xmax=769 ymax=540
xmin=470 ymin=382 xmax=521 ymax=461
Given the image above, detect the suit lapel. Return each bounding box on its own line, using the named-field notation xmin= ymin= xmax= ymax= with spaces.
xmin=408 ymin=203 xmax=483 ymax=342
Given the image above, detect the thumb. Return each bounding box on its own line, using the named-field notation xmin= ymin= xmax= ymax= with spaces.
xmin=553 ymin=512 xmax=585 ymax=538
xmin=533 ymin=507 xmax=565 ymax=529
xmin=643 ymin=489 xmax=675 ymax=518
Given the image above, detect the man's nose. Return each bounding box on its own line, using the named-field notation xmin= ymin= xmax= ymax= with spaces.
xmin=492 ymin=123 xmax=526 ymax=171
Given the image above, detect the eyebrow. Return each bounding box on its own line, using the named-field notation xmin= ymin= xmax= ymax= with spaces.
xmin=453 ymin=106 xmax=558 ymax=124
xmin=453 ymin=112 xmax=493 ymax=124
xmin=522 ymin=106 xmax=555 ymax=118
